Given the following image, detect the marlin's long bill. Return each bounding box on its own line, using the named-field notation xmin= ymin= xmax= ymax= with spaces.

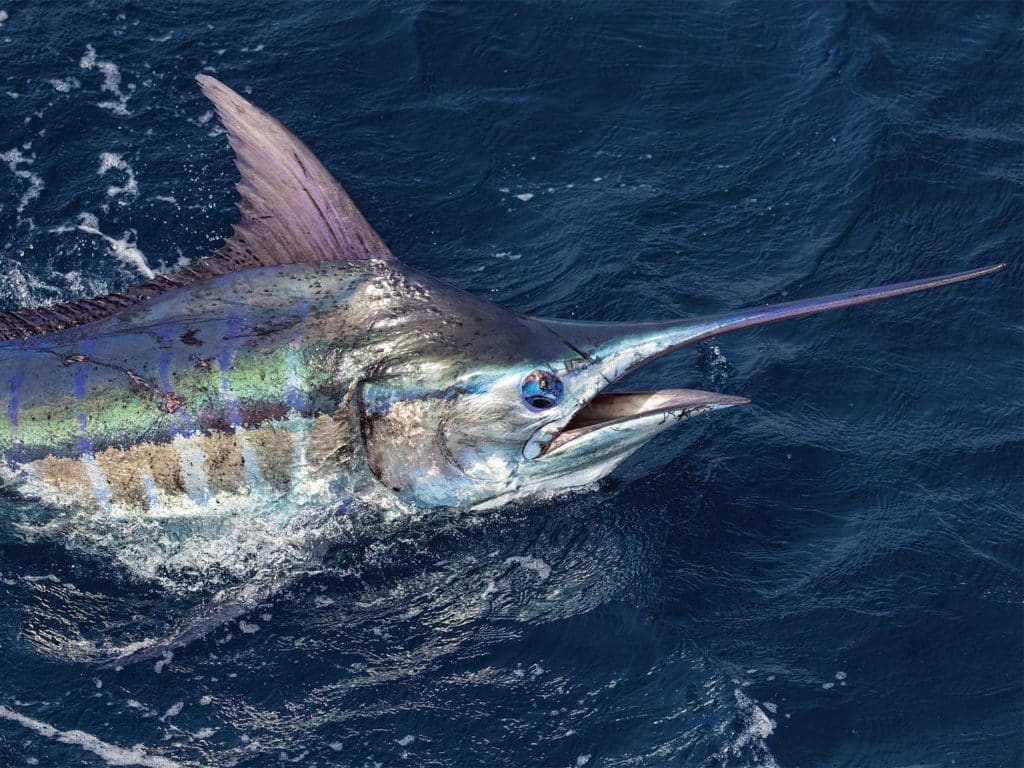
xmin=535 ymin=264 xmax=1006 ymax=383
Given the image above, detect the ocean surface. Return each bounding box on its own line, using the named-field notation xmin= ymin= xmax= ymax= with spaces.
xmin=0 ymin=1 xmax=1020 ymax=766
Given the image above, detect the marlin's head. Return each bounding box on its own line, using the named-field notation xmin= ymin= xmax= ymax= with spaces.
xmin=356 ymin=290 xmax=739 ymax=509
xmin=355 ymin=263 xmax=1003 ymax=510
xmin=356 ymin=276 xmax=745 ymax=509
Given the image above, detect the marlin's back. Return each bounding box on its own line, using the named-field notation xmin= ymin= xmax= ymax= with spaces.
xmin=0 ymin=262 xmax=379 ymax=513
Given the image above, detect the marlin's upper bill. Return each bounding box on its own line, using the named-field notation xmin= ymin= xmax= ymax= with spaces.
xmin=0 ymin=74 xmax=1006 ymax=512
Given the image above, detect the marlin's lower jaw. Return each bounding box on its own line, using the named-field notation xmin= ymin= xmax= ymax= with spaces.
xmin=542 ymin=388 xmax=748 ymax=458
xmin=482 ymin=387 xmax=747 ymax=511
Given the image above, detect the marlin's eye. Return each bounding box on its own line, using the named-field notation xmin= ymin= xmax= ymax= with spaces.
xmin=522 ymin=370 xmax=564 ymax=410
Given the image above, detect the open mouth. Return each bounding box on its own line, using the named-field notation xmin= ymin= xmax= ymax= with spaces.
xmin=543 ymin=388 xmax=749 ymax=456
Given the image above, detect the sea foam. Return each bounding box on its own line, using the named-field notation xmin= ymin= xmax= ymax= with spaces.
xmin=0 ymin=148 xmax=44 ymax=213
xmin=0 ymin=705 xmax=180 ymax=768
xmin=79 ymin=44 xmax=132 ymax=116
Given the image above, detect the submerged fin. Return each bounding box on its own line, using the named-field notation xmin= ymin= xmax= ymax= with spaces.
xmin=0 ymin=76 xmax=393 ymax=342
xmin=104 ymin=584 xmax=261 ymax=669
xmin=102 ymin=518 xmax=347 ymax=669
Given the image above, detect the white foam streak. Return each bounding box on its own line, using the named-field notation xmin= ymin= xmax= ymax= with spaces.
xmin=58 ymin=212 xmax=154 ymax=279
xmin=717 ymin=690 xmax=778 ymax=767
xmin=79 ymin=44 xmax=131 ymax=116
xmin=0 ymin=705 xmax=181 ymax=768
xmin=98 ymin=152 xmax=138 ymax=198
xmin=0 ymin=148 xmax=44 ymax=213
xmin=504 ymin=556 xmax=551 ymax=580
xmin=0 ymin=263 xmax=109 ymax=311
xmin=48 ymin=77 xmax=81 ymax=93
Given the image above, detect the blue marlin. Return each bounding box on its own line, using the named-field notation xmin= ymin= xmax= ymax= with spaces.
xmin=0 ymin=76 xmax=1005 ymax=520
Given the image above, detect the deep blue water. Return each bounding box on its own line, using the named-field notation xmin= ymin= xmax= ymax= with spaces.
xmin=0 ymin=1 xmax=1021 ymax=766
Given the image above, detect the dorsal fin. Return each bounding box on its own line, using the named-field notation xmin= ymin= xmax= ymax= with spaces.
xmin=196 ymin=74 xmax=394 ymax=267
xmin=0 ymin=75 xmax=394 ymax=341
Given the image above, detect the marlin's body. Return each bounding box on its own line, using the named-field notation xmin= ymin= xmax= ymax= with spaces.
xmin=0 ymin=75 xmax=1004 ymax=520
xmin=1 ymin=263 xmax=360 ymax=512
xmin=0 ymin=258 xmax=566 ymax=512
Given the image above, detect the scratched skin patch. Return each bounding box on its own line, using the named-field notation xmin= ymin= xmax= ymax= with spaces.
xmin=362 ymin=399 xmax=446 ymax=494
xmin=307 ymin=411 xmax=352 ymax=471
xmin=125 ymin=442 xmax=186 ymax=498
xmin=30 ymin=456 xmax=96 ymax=503
xmin=93 ymin=447 xmax=154 ymax=508
xmin=200 ymin=430 xmax=247 ymax=494
xmin=248 ymin=423 xmax=296 ymax=490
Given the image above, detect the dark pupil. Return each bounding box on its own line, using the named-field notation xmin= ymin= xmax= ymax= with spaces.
xmin=523 ymin=369 xmax=564 ymax=409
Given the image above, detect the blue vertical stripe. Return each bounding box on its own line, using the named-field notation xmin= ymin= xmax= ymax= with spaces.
xmin=284 ymin=301 xmax=309 ymax=412
xmin=70 ymin=340 xmax=110 ymax=507
xmin=158 ymin=324 xmax=196 ymax=437
xmin=74 ymin=339 xmax=93 ymax=456
xmin=6 ymin=345 xmax=33 ymax=463
xmin=220 ymin=312 xmax=242 ymax=428
xmin=7 ymin=347 xmax=29 ymax=428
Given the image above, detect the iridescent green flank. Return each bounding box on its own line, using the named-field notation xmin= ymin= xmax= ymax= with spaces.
xmin=0 ymin=262 xmax=365 ymax=463
xmin=2 ymin=345 xmax=318 ymax=457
